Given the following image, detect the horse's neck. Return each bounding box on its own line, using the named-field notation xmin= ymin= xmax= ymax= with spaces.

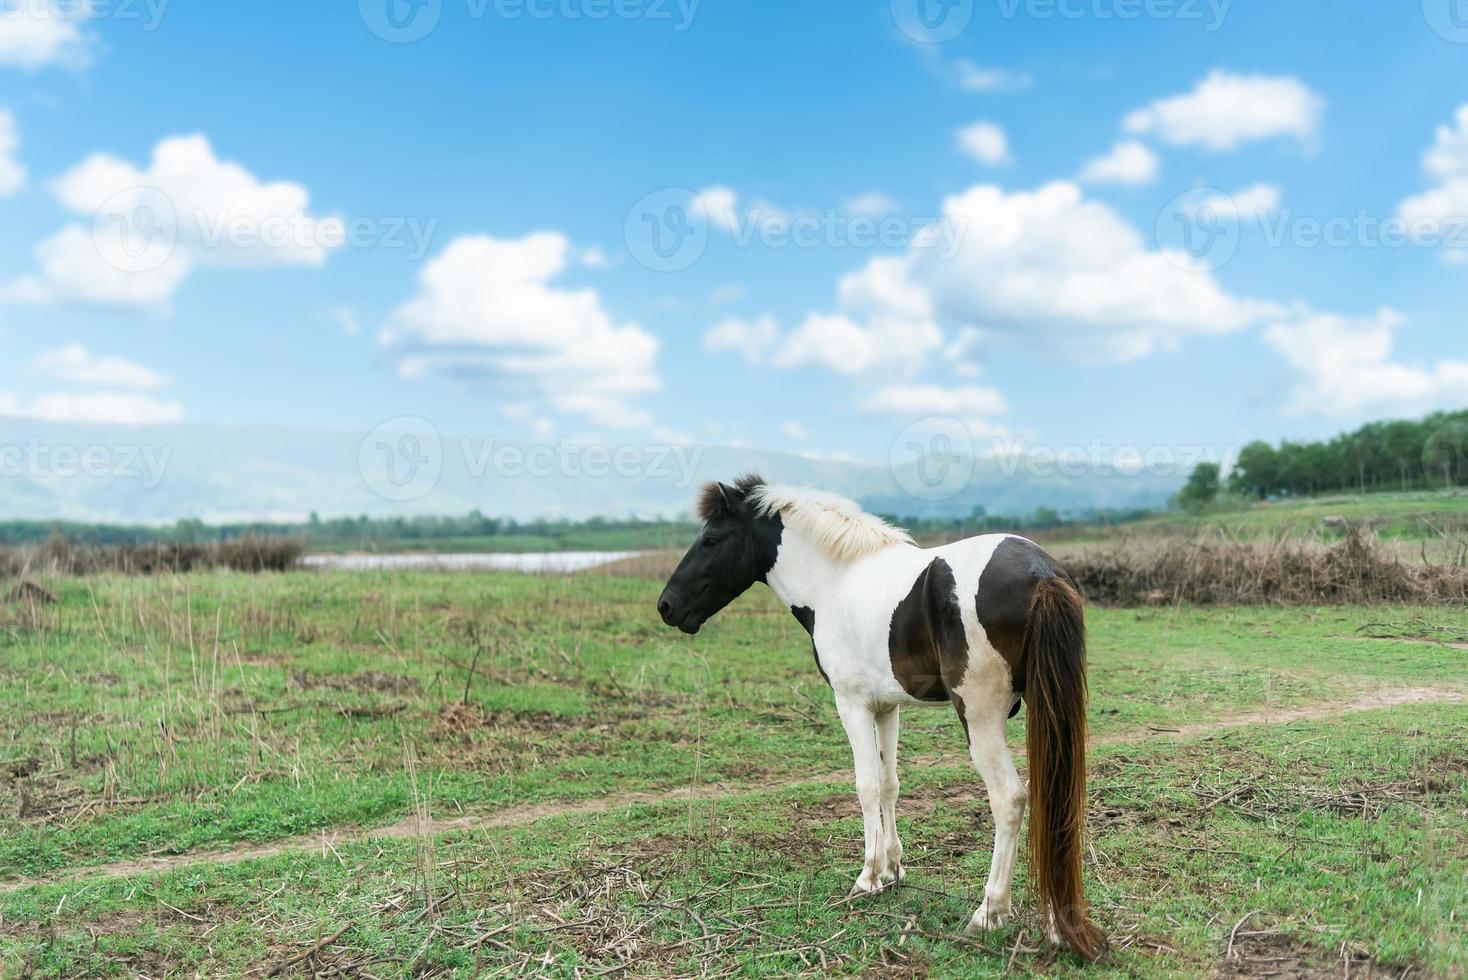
xmin=764 ymin=526 xmax=844 ymax=613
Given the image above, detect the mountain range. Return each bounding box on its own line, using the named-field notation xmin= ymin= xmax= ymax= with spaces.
xmin=0 ymin=418 xmax=1184 ymax=523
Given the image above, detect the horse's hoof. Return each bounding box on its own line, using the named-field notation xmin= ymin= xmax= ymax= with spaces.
xmin=848 ymin=873 xmax=882 ymax=898
xmin=1040 ymin=910 xmax=1068 ymax=948
xmin=967 ymin=900 xmax=1008 ymax=933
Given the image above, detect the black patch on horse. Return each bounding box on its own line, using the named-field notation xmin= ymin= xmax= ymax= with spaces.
xmin=790 ymin=605 xmax=830 ymax=686
xmin=888 ymin=557 xmax=967 ymax=703
xmin=976 ymin=537 xmax=1071 ymax=709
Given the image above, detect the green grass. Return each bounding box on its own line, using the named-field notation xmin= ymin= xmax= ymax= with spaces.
xmin=0 ymin=570 xmax=1464 ymax=976
xmin=1077 ymin=488 xmax=1468 ymax=542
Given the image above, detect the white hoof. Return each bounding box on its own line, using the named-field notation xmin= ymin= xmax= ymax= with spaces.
xmin=966 ymin=898 xmax=1009 ymax=933
xmin=849 ymin=869 xmax=883 ymax=897
xmin=1040 ymin=908 xmax=1067 ymax=947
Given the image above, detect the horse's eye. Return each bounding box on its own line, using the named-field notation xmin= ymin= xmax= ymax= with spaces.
xmin=702 ymin=536 xmax=721 ymax=548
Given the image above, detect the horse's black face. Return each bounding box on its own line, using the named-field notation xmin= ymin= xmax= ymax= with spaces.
xmin=657 ymin=479 xmax=779 ymax=635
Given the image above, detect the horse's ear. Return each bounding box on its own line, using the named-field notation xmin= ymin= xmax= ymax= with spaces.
xmin=696 ymin=481 xmax=741 ymax=521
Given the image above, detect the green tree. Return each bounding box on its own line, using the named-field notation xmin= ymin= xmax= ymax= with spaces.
xmin=1029 ymin=506 xmax=1063 ymax=529
xmin=1229 ymin=441 xmax=1278 ymax=499
xmin=1177 ymin=462 xmax=1221 ymax=512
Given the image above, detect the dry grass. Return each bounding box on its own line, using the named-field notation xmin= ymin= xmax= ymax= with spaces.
xmin=591 ymin=531 xmax=1468 ymax=607
xmin=1067 ymin=528 xmax=1468 ymax=607
xmin=0 ymin=534 xmax=304 ymax=577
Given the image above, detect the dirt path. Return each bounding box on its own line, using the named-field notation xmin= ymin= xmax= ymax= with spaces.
xmin=1 ymin=685 xmax=1461 ymax=896
xmin=1098 ymin=684 xmax=1463 ymax=744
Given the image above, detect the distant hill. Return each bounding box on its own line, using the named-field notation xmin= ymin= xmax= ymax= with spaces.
xmin=0 ymin=418 xmax=1183 ymax=523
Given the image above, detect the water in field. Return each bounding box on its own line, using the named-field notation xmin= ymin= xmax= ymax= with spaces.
xmin=299 ymin=551 xmax=641 ymax=573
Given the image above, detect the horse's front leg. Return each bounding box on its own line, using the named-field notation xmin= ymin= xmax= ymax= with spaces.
xmin=875 ymin=706 xmax=903 ymax=884
xmin=835 ymin=695 xmax=888 ymax=896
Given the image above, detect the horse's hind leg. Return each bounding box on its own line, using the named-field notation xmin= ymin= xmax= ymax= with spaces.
xmin=875 ymin=706 xmax=903 ymax=883
xmin=956 ymin=685 xmax=1026 ymax=932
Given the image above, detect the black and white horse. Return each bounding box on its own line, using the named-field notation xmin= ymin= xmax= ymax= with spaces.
xmin=656 ymin=475 xmax=1105 ymax=959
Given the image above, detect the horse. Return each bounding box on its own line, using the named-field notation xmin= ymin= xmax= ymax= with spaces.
xmin=655 ymin=474 xmax=1106 ymax=959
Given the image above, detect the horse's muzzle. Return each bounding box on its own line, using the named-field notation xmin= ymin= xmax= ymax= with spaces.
xmin=657 ymin=589 xmax=701 ymax=634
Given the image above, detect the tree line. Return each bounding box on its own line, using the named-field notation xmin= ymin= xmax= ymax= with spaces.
xmin=1178 ymin=408 xmax=1468 ymax=509
xmin=0 ymin=511 xmax=699 ymax=549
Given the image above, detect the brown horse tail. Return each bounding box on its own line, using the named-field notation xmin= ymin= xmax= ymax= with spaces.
xmin=1024 ymin=576 xmax=1107 ymax=960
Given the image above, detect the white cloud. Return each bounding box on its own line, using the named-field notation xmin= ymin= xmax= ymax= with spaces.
xmin=705 ymin=297 xmax=941 ymax=378
xmin=836 ymin=256 xmax=934 ymax=322
xmin=840 ymin=181 xmax=1272 ymax=363
xmin=5 ymin=134 xmax=339 ymax=309
xmin=1262 ymin=309 xmax=1468 ymax=416
xmin=33 ymin=344 xmax=167 ymax=389
xmin=0 ymin=109 xmax=24 ymax=196
xmin=954 ymin=61 xmax=1032 ymax=93
xmin=49 ymin=134 xmax=338 ymax=268
xmin=1077 ymin=140 xmax=1158 ymax=186
xmin=862 ymin=383 xmax=1009 ymax=437
xmin=781 ymin=420 xmax=808 ymax=441
xmin=944 ymin=326 xmax=989 ymax=377
xmin=957 ymin=121 xmax=1011 ymax=166
xmin=9 ymin=342 xmax=182 ymax=424
xmin=0 ymin=0 xmax=90 ymax=70
xmin=0 ymin=391 xmax=183 ymax=425
xmin=691 ymin=186 xmax=795 ymax=238
xmin=704 ymin=314 xmax=778 ymax=363
xmin=693 ymin=185 xmax=740 ymax=232
xmin=381 ymin=232 xmax=660 ymax=429
xmin=1123 ymin=70 xmax=1324 ymax=151
xmin=773 ymin=312 xmax=942 ymax=376
xmin=1397 ymin=104 xmax=1468 ymax=259
xmin=5 ymin=224 xmax=194 ymax=307
xmin=705 ymin=181 xmax=1276 ymax=382
xmin=843 ymin=192 xmax=899 ymax=216
xmin=1422 ymin=105 xmax=1468 ymax=181
xmin=1200 ymin=183 xmax=1282 ymax=220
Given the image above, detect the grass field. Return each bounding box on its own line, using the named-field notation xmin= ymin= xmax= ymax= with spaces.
xmin=1047 ymin=489 xmax=1468 ymax=546
xmin=0 ymin=569 xmax=1464 ymax=977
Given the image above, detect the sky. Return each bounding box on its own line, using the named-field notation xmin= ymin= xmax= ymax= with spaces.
xmin=2 ymin=0 xmax=1467 ymax=477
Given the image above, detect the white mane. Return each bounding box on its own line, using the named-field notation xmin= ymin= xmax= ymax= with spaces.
xmin=749 ymin=485 xmax=914 ymax=562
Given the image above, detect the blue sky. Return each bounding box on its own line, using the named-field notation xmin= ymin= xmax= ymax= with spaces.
xmin=2 ymin=0 xmax=1466 ymax=470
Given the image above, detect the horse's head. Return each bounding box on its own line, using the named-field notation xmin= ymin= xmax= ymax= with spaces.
xmin=657 ymin=474 xmax=779 ymax=635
